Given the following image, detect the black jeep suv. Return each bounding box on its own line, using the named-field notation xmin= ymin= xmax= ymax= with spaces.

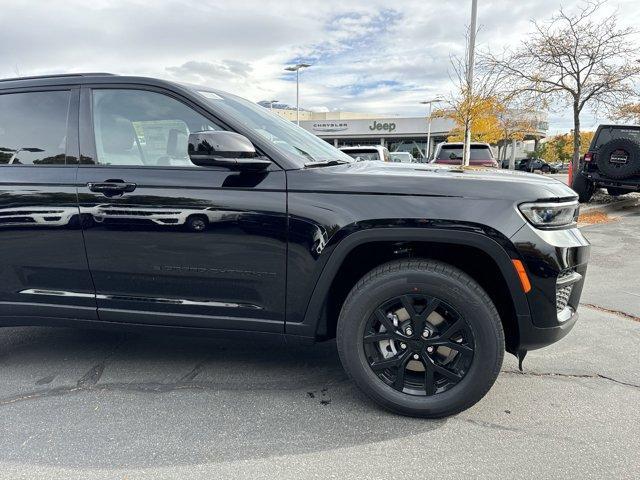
xmin=572 ymin=124 xmax=640 ymax=202
xmin=0 ymin=73 xmax=590 ymax=417
xmin=507 ymin=157 xmax=558 ymax=174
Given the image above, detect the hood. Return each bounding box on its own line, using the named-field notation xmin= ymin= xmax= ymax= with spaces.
xmin=291 ymin=161 xmax=576 ymax=202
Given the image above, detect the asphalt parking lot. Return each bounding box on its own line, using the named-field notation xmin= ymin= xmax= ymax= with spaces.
xmin=0 ymin=202 xmax=639 ymax=479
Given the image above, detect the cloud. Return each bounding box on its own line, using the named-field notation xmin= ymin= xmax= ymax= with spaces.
xmin=1 ymin=0 xmax=638 ymax=131
xmin=165 ymin=60 xmax=253 ymax=83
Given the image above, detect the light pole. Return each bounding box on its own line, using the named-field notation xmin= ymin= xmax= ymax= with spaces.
xmin=267 ymin=99 xmax=279 ymax=111
xmin=420 ymin=98 xmax=443 ymax=161
xmin=284 ymin=63 xmax=311 ymax=125
xmin=463 ymin=0 xmax=478 ymax=166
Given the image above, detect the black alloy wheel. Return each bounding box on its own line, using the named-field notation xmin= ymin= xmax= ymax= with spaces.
xmin=337 ymin=259 xmax=504 ymax=418
xmin=363 ymin=294 xmax=474 ymax=396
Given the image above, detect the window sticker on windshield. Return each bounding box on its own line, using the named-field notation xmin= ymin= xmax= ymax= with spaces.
xmin=199 ymin=91 xmax=223 ymax=100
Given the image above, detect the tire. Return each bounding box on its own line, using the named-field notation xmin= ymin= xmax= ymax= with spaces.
xmin=337 ymin=259 xmax=504 ymax=418
xmin=596 ymin=138 xmax=640 ymax=180
xmin=607 ymin=187 xmax=629 ymax=197
xmin=541 ymin=165 xmax=550 ymax=173
xmin=571 ymin=172 xmax=595 ymax=203
xmin=186 ymin=215 xmax=208 ymax=232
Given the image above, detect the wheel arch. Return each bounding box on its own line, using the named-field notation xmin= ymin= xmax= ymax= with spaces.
xmin=291 ymin=228 xmax=530 ymax=354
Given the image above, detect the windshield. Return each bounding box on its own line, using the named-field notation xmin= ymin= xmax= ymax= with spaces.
xmin=436 ymin=145 xmax=493 ymax=160
xmin=342 ymin=149 xmax=381 ymax=162
xmin=195 ymin=89 xmax=353 ymax=166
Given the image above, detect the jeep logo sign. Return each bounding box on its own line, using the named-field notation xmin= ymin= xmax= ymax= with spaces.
xmin=369 ymin=120 xmax=396 ymax=132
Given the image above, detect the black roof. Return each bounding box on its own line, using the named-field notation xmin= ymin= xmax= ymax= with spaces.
xmin=0 ymin=73 xmax=190 ymax=92
xmin=0 ymin=72 xmax=115 ymax=83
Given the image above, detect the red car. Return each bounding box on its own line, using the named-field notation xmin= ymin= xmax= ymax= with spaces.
xmin=431 ymin=142 xmax=498 ymax=168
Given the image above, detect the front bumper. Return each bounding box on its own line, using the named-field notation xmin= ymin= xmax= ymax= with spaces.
xmin=510 ymin=223 xmax=590 ymax=351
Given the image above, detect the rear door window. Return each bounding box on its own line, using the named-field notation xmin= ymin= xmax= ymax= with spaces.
xmin=0 ymin=90 xmax=71 ymax=165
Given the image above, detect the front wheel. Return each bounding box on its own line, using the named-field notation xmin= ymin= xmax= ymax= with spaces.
xmin=337 ymin=259 xmax=504 ymax=418
xmin=186 ymin=215 xmax=208 ymax=232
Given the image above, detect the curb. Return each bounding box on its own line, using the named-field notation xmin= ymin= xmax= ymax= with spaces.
xmin=580 ymin=196 xmax=639 ymax=215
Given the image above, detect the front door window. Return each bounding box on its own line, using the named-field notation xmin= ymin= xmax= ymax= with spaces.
xmin=91 ymin=89 xmax=222 ymax=167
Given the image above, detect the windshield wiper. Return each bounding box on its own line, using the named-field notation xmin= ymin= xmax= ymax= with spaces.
xmin=293 ymin=146 xmax=315 ymax=162
xmin=304 ymin=159 xmax=350 ymax=168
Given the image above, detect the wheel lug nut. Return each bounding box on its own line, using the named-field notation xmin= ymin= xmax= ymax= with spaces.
xmin=405 ymin=328 xmax=413 ymax=336
xmin=422 ymin=330 xmax=430 ymax=338
xmin=400 ymin=342 xmax=407 ymax=350
xmin=413 ymin=354 xmax=419 ymax=360
xmin=427 ymin=346 xmax=434 ymax=353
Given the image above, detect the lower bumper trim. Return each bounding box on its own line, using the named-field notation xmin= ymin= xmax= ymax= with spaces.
xmin=517 ymin=310 xmax=579 ymax=351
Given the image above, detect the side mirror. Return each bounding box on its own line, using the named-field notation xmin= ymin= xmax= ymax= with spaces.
xmin=188 ymin=131 xmax=271 ymax=170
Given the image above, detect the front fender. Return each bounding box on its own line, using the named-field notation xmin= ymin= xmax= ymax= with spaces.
xmin=285 ymin=225 xmax=531 ymax=339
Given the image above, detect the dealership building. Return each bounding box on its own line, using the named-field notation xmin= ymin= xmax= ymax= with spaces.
xmin=271 ymin=108 xmax=548 ymax=160
xmin=301 ymin=116 xmax=455 ymax=160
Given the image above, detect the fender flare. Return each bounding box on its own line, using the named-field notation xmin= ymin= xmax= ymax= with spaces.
xmin=287 ymin=227 xmax=530 ymax=338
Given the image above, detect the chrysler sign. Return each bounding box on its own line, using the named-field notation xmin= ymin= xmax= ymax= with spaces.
xmin=312 ymin=122 xmax=349 ymax=132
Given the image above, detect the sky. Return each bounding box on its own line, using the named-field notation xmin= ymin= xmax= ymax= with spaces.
xmin=2 ymin=0 xmax=639 ymax=134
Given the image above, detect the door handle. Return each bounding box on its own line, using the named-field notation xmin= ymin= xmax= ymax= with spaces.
xmin=87 ymin=181 xmax=137 ymax=194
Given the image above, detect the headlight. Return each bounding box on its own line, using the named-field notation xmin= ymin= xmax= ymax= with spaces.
xmin=519 ymin=200 xmax=579 ymax=228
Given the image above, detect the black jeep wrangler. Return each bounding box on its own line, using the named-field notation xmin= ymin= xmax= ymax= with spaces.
xmin=572 ymin=124 xmax=640 ymax=202
xmin=0 ymin=73 xmax=590 ymax=417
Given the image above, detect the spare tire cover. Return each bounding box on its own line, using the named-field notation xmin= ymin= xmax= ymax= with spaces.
xmin=596 ymin=137 xmax=640 ymax=179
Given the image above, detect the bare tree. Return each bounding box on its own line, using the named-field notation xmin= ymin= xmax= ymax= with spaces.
xmin=483 ymin=0 xmax=640 ymax=178
xmin=615 ymin=102 xmax=640 ymax=123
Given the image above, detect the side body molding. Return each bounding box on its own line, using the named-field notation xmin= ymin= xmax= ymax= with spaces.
xmin=285 ymin=227 xmax=531 ymax=338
